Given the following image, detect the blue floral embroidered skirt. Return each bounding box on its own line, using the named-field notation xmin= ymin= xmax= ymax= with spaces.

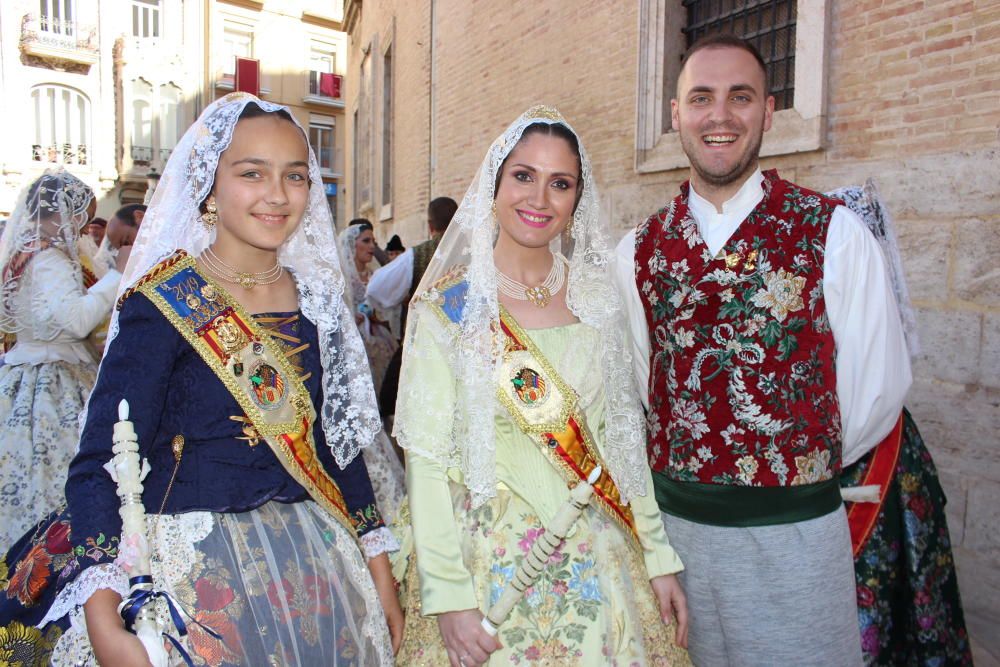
xmin=0 ymin=501 xmax=392 ymax=666
xmin=0 ymin=360 xmax=97 ymax=548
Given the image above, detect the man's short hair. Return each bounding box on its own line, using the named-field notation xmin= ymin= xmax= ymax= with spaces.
xmin=386 ymin=234 xmax=405 ymax=252
xmin=680 ymin=33 xmax=769 ymax=94
xmin=114 ymin=204 xmax=147 ymax=227
xmin=427 ymin=197 xmax=458 ymax=233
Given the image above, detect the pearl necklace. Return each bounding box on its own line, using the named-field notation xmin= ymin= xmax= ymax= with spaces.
xmin=496 ymin=254 xmax=567 ymax=308
xmin=201 ymin=247 xmax=283 ymax=289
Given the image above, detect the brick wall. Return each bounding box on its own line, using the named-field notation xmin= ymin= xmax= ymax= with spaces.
xmin=343 ymin=0 xmax=431 ymax=243
xmin=347 ymin=1 xmax=999 ymax=660
xmin=818 ymin=4 xmax=1000 ymax=660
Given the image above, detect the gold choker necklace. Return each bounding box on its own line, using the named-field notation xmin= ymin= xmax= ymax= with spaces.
xmin=201 ymin=247 xmax=282 ymax=289
xmin=495 ymin=254 xmax=566 ymax=308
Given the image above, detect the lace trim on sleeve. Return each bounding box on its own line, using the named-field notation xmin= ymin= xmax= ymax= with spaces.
xmin=39 ymin=562 xmax=129 ymax=627
xmin=360 ymin=526 xmax=399 ymax=559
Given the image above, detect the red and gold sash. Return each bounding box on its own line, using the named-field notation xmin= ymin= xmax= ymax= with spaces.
xmin=133 ymin=251 xmax=356 ymax=541
xmin=846 ymin=412 xmax=904 ymax=556
xmin=495 ymin=308 xmax=639 ymax=546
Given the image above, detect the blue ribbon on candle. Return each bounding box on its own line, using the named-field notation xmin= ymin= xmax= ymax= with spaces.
xmin=119 ymin=575 xmax=223 ymax=667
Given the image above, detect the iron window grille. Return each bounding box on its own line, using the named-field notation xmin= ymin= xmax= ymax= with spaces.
xmin=682 ymin=0 xmax=797 ymax=110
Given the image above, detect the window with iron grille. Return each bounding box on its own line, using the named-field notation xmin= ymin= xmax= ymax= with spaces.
xmin=381 ymin=44 xmax=392 ymax=208
xmin=681 ymin=0 xmax=797 ymax=110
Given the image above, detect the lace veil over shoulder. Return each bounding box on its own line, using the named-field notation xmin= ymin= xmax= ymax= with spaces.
xmin=394 ymin=105 xmax=649 ymax=507
xmin=0 ymin=168 xmax=94 ymax=334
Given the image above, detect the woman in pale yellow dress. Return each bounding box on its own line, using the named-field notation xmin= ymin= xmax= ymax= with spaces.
xmin=393 ymin=106 xmax=692 ymax=666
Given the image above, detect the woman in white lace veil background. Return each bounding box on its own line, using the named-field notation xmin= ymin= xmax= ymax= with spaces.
xmin=0 ymin=169 xmax=123 ymax=547
xmin=394 ymin=106 xmax=691 ymax=666
xmin=338 ymin=221 xmax=400 ymax=397
xmin=336 ymin=221 xmax=406 ymax=525
xmin=0 ymin=93 xmax=401 ymax=666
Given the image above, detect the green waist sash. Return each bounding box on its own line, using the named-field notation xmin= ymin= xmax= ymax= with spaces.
xmin=653 ymin=472 xmax=842 ymax=527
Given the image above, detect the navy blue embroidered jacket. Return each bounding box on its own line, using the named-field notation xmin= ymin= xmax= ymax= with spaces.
xmin=64 ymin=291 xmax=383 ymax=577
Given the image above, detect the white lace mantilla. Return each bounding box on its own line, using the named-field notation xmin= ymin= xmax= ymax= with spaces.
xmin=81 ymin=92 xmax=381 ymax=467
xmin=329 ymin=514 xmax=394 ymax=667
xmin=395 ymin=105 xmax=649 ymax=508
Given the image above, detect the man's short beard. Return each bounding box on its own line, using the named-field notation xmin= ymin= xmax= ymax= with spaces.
xmin=681 ymin=119 xmax=765 ymax=189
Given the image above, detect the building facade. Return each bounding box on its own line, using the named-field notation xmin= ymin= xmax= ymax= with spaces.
xmin=0 ymin=0 xmax=115 ymax=215
xmin=342 ymin=1 xmax=1000 ymax=661
xmin=0 ymin=0 xmax=205 ymax=218
xmin=0 ymin=0 xmax=348 ymax=225
xmin=343 ymin=0 xmax=431 ymax=238
xmin=207 ymin=0 xmax=349 ymax=225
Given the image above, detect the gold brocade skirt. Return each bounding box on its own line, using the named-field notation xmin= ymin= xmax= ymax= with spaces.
xmin=396 ymin=485 xmax=692 ymax=666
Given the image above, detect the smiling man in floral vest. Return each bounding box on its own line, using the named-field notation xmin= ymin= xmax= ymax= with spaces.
xmin=614 ymin=34 xmax=912 ymax=666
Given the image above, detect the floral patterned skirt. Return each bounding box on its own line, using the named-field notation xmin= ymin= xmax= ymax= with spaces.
xmin=0 ymin=501 xmax=392 ymax=666
xmin=360 ymin=321 xmax=398 ymax=399
xmin=396 ymin=485 xmax=691 ymax=666
xmin=0 ymin=360 xmax=96 ymax=548
xmin=842 ymin=409 xmax=972 ymax=666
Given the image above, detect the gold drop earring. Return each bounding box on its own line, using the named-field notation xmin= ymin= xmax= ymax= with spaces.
xmin=201 ymin=199 xmax=218 ymax=229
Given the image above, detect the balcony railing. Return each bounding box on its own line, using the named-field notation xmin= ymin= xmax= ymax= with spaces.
xmin=20 ymin=13 xmax=99 ymax=65
xmin=159 ymin=148 xmax=173 ymax=162
xmin=131 ymin=145 xmax=153 ymax=163
xmin=32 ymin=143 xmax=89 ymax=166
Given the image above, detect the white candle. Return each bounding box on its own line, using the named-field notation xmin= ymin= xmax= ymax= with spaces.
xmin=481 ymin=467 xmax=602 ymax=636
xmin=107 ymin=399 xmax=170 ymax=667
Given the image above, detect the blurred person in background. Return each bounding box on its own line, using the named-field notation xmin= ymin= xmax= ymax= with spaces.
xmin=0 ymin=169 xmax=126 ymax=547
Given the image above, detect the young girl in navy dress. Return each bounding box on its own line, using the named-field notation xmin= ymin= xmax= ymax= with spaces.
xmin=0 ymin=93 xmax=403 ymax=666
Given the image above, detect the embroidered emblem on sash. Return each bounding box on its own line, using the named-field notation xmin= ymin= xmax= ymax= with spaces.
xmin=136 ymin=251 xmax=357 ymax=544
xmin=249 ymin=361 xmax=285 ymax=410
xmin=421 ymin=266 xmax=639 ymax=547
xmin=511 ymin=367 xmax=547 ymax=406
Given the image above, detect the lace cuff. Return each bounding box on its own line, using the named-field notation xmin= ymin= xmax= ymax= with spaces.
xmin=360 ymin=526 xmax=399 ymax=559
xmin=39 ymin=562 xmax=129 ymax=626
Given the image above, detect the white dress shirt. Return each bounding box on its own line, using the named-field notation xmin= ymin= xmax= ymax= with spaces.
xmin=366 ymin=248 xmax=414 ymax=311
xmin=613 ymin=169 xmax=912 ymax=465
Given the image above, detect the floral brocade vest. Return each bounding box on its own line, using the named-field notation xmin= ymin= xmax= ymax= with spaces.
xmin=635 ymin=170 xmax=843 ymax=487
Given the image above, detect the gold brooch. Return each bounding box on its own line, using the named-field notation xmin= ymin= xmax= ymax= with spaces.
xmin=215 ymin=318 xmax=248 ymax=355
